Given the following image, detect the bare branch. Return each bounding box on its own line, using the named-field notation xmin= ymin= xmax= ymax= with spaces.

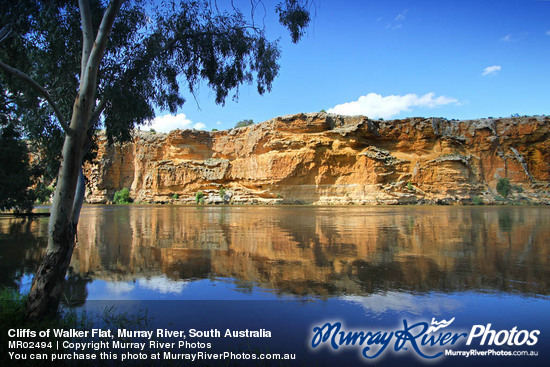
xmin=76 ymin=0 xmax=123 ymax=130
xmin=90 ymin=97 xmax=107 ymax=125
xmin=85 ymin=0 xmax=124 ymax=82
xmin=0 ymin=59 xmax=71 ymax=134
xmin=0 ymin=25 xmax=12 ymax=44
xmin=79 ymin=0 xmax=94 ymax=80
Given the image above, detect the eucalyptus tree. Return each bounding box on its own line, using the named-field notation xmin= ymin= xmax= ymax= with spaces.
xmin=0 ymin=0 xmax=310 ymax=319
xmin=235 ymin=119 xmax=254 ymax=128
xmin=0 ymin=120 xmax=34 ymax=213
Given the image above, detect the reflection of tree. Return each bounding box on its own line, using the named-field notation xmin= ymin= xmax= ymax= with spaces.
xmin=498 ymin=210 xmax=513 ymax=232
xmin=0 ymin=218 xmax=94 ymax=305
xmin=0 ymin=218 xmax=48 ymax=290
xmin=9 ymin=206 xmax=550 ymax=298
xmin=61 ymin=267 xmax=92 ymax=308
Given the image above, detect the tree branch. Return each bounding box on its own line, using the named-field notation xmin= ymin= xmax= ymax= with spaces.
xmin=90 ymin=98 xmax=107 ymax=125
xmin=79 ymin=0 xmax=94 ymax=81
xmin=0 ymin=60 xmax=71 ymax=134
xmin=71 ymin=166 xmax=86 ymax=226
xmin=84 ymin=0 xmax=124 ymax=85
xmin=74 ymin=0 xmax=122 ymax=133
xmin=0 ymin=25 xmax=12 ymax=44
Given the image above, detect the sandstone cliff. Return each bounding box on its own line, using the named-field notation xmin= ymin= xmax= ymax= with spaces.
xmin=84 ymin=113 xmax=550 ymax=205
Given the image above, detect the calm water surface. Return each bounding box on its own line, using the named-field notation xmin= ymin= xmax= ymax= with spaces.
xmin=2 ymin=205 xmax=548 ymax=300
xmin=1 ymin=205 xmax=549 ymax=365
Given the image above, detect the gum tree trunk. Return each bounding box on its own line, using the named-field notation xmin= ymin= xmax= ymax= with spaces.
xmin=25 ymin=103 xmax=88 ymax=318
xmin=25 ymin=0 xmax=123 ymax=320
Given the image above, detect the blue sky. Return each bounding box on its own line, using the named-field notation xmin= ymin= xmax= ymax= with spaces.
xmin=150 ymin=0 xmax=550 ymax=132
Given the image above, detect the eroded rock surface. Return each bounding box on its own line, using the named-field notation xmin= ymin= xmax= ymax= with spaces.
xmin=85 ymin=113 xmax=550 ymax=205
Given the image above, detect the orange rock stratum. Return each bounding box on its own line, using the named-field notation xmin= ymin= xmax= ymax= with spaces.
xmin=85 ymin=113 xmax=550 ymax=205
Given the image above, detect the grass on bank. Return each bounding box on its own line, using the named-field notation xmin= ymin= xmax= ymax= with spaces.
xmin=0 ymin=288 xmax=149 ymax=366
xmin=0 ymin=288 xmax=291 ymax=366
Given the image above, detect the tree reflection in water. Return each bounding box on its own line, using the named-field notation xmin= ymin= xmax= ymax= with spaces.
xmin=1 ymin=206 xmax=549 ymax=304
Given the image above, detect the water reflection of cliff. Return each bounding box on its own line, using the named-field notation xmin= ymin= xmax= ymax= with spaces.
xmin=71 ymin=206 xmax=550 ymax=296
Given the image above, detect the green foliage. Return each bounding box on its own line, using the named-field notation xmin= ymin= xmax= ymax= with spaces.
xmin=472 ymin=196 xmax=483 ymax=206
xmin=0 ymin=287 xmax=150 ymax=366
xmin=319 ymin=109 xmax=326 ymax=113
xmin=0 ymin=122 xmax=34 ymax=212
xmin=496 ymin=178 xmax=511 ymax=198
xmin=1 ymin=0 xmax=311 ymax=151
xmin=276 ymin=0 xmax=311 ymax=43
xmin=1 ymin=0 xmax=312 ymax=319
xmin=0 ymin=288 xmax=27 ymax=334
xmin=513 ymin=185 xmax=524 ymax=193
xmin=219 ymin=187 xmax=226 ymax=199
xmin=33 ymin=183 xmax=54 ymax=204
xmin=195 ymin=191 xmax=204 ymax=204
xmin=407 ymin=181 xmax=413 ymax=191
xmin=172 ymin=193 xmax=179 ymax=200
xmin=1 ymin=1 xmax=82 ymax=179
xmin=212 ymin=128 xmax=218 ymax=132
xmin=113 ymin=188 xmax=133 ymax=204
xmin=235 ymin=119 xmax=254 ymax=128
xmin=149 ymin=128 xmax=156 ymax=134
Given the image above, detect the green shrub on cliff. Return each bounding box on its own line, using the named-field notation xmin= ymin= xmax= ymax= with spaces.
xmin=472 ymin=196 xmax=483 ymax=206
xmin=496 ymin=178 xmax=511 ymax=198
xmin=195 ymin=191 xmax=205 ymax=204
xmin=113 ymin=188 xmax=133 ymax=204
xmin=513 ymin=185 xmax=524 ymax=193
xmin=234 ymin=119 xmax=254 ymax=128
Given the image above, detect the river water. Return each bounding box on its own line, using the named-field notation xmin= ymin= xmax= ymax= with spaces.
xmin=1 ymin=205 xmax=549 ymax=365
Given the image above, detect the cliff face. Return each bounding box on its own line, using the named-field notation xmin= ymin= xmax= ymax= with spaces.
xmin=85 ymin=113 xmax=550 ymax=205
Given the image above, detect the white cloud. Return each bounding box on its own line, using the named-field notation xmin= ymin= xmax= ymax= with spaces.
xmin=327 ymin=92 xmax=458 ymax=119
xmin=149 ymin=113 xmax=193 ymax=132
xmin=139 ymin=276 xmax=188 ymax=294
xmin=149 ymin=113 xmax=207 ymax=132
xmin=342 ymin=292 xmax=461 ymax=316
xmin=546 ymin=30 xmax=550 ymax=36
xmin=106 ymin=281 xmax=135 ymax=295
xmin=216 ymin=121 xmax=222 ymax=125
xmin=395 ymin=9 xmax=409 ymax=22
xmin=500 ymin=34 xmax=513 ymax=42
xmin=385 ymin=9 xmax=408 ymax=30
xmin=482 ymin=65 xmax=502 ymax=76
xmin=193 ymin=122 xmax=206 ymax=130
